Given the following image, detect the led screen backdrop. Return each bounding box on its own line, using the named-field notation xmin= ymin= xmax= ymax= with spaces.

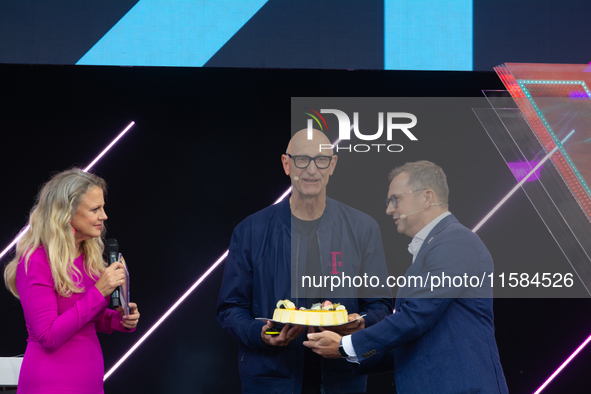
xmin=1 ymin=0 xmax=590 ymax=70
xmin=2 ymin=64 xmax=591 ymax=393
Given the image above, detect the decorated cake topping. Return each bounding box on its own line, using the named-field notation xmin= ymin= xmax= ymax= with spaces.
xmin=272 ymin=299 xmax=349 ymax=326
xmin=275 ymin=299 xmax=344 ymax=312
xmin=276 ymin=300 xmax=296 ymax=310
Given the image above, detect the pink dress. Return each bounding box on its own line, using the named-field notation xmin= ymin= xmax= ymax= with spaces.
xmin=16 ymin=246 xmax=132 ymax=394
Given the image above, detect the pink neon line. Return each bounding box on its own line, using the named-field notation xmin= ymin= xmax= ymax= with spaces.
xmin=534 ymin=333 xmax=591 ymax=394
xmin=0 ymin=122 xmax=135 ymax=261
xmin=104 ymin=134 xmax=345 ymax=380
xmin=468 ymin=129 xmax=580 ymax=392
xmin=0 ymin=225 xmax=30 ymax=261
xmin=84 ymin=121 xmax=135 ymax=172
xmin=104 ymin=250 xmax=229 ymax=381
xmin=274 ymin=187 xmax=292 ymax=205
xmin=104 ymin=182 xmax=296 ymax=381
xmin=472 ymin=130 xmax=574 ymax=233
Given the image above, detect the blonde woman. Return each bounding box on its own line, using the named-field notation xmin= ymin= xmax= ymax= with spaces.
xmin=4 ymin=168 xmax=140 ymax=393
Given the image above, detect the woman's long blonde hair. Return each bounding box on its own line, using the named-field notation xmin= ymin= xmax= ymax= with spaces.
xmin=4 ymin=168 xmax=108 ymax=298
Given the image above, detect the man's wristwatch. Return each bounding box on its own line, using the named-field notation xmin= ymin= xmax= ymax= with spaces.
xmin=338 ymin=338 xmax=348 ymax=358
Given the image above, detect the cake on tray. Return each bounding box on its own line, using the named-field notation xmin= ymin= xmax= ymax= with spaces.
xmin=272 ymin=300 xmax=348 ymax=326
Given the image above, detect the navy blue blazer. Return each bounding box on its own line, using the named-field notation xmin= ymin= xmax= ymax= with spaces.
xmin=217 ymin=197 xmax=392 ymax=394
xmin=352 ymin=214 xmax=509 ymax=393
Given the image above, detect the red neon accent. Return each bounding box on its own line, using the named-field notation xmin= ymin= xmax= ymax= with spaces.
xmin=495 ymin=64 xmax=591 ymax=222
xmin=305 ymin=107 xmax=329 ymax=131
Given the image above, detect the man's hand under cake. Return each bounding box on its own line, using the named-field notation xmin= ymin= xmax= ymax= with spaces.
xmin=262 ymin=299 xmax=364 ymax=346
xmin=261 ymin=321 xmax=306 ymax=346
xmin=303 ymin=329 xmax=342 ymax=359
xmin=324 ymin=313 xmax=365 ymax=336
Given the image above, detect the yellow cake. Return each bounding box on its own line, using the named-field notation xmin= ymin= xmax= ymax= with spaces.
xmin=272 ymin=300 xmax=348 ymax=326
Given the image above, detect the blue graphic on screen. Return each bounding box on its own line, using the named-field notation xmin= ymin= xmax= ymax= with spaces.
xmin=384 ymin=0 xmax=472 ymax=71
xmin=77 ymin=0 xmax=268 ymax=67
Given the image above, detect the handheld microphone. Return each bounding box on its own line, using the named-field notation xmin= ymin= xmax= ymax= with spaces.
xmin=104 ymin=238 xmax=120 ymax=308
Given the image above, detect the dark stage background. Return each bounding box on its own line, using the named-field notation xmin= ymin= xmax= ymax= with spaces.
xmin=1 ymin=64 xmax=591 ymax=393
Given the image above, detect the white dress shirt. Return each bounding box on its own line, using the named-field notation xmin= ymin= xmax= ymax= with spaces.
xmin=408 ymin=211 xmax=451 ymax=262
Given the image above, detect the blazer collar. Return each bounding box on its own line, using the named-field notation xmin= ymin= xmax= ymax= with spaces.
xmin=422 ymin=212 xmax=458 ymax=245
xmin=279 ymin=194 xmax=336 ymax=230
xmin=412 ymin=213 xmax=459 ymax=264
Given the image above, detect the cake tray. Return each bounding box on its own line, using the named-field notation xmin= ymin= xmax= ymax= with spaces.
xmin=255 ymin=314 xmax=366 ymax=328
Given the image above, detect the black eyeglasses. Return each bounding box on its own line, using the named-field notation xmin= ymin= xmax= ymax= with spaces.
xmin=286 ymin=154 xmax=333 ymax=169
xmin=385 ymin=189 xmax=425 ymax=209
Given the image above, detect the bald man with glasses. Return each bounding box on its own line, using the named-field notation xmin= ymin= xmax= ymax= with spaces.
xmin=217 ymin=129 xmax=392 ymax=394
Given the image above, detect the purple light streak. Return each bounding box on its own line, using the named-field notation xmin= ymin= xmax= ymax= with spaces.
xmin=104 ymin=250 xmax=229 ymax=380
xmin=103 ymin=179 xmax=293 ymax=382
xmin=273 ymin=187 xmax=292 ymax=205
xmin=471 ymin=129 xmax=586 ymax=393
xmin=507 ymin=161 xmax=542 ymax=183
xmin=84 ymin=122 xmax=135 ymax=172
xmin=472 ymin=129 xmax=574 ymax=233
xmin=534 ymin=333 xmax=591 ymax=394
xmin=0 ymin=121 xmax=135 ymax=262
xmin=568 ymin=90 xmax=591 ymax=100
xmin=0 ymin=226 xmax=30 ymax=262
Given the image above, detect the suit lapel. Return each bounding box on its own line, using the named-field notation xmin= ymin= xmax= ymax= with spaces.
xmin=395 ymin=214 xmax=458 ymax=305
xmin=412 ymin=213 xmax=458 ymax=266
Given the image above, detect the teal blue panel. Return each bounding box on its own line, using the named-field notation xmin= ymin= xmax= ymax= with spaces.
xmin=77 ymin=0 xmax=268 ymax=67
xmin=384 ymin=0 xmax=472 ymax=71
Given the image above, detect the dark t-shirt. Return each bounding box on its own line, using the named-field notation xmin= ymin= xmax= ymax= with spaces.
xmin=291 ymin=214 xmax=323 ymax=390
